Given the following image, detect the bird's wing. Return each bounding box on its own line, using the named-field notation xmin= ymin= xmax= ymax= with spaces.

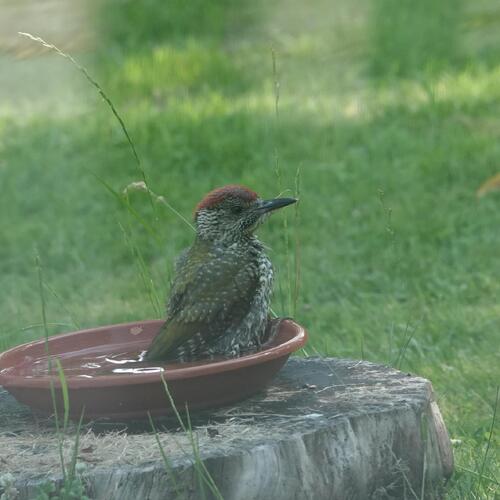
xmin=145 ymin=242 xmax=260 ymax=360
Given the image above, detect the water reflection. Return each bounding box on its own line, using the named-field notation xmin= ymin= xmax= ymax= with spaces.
xmin=21 ymin=349 xmax=160 ymax=378
xmin=112 ymin=367 xmax=164 ymax=374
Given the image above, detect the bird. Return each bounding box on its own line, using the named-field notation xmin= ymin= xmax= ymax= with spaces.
xmin=145 ymin=184 xmax=297 ymax=362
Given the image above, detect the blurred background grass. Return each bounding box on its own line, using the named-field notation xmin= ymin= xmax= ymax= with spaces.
xmin=0 ymin=0 xmax=499 ymax=497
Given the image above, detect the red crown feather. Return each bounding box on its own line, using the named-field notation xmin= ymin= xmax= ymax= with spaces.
xmin=195 ymin=185 xmax=258 ymax=214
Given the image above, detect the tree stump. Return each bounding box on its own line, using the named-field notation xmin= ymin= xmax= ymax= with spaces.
xmin=0 ymin=357 xmax=453 ymax=499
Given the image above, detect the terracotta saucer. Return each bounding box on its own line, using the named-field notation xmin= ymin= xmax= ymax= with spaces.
xmin=0 ymin=319 xmax=307 ymax=420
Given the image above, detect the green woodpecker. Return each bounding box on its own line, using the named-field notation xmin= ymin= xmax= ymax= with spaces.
xmin=145 ymin=185 xmax=296 ymax=362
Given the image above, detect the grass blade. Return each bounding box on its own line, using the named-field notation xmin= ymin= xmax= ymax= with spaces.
xmin=159 ymin=374 xmax=223 ymax=499
xmin=476 ymin=386 xmax=499 ymax=493
xmin=147 ymin=412 xmax=182 ymax=497
xmin=119 ymin=222 xmax=163 ymax=317
xmin=293 ymin=165 xmax=301 ymax=318
xmin=68 ymin=408 xmax=85 ymax=483
xmin=18 ymin=31 xmax=157 ymax=219
xmin=35 ymin=252 xmax=66 ymax=480
xmin=43 ymin=282 xmax=81 ymax=330
xmin=91 ymin=171 xmax=161 ymax=243
xmin=54 ymin=358 xmax=70 ymax=432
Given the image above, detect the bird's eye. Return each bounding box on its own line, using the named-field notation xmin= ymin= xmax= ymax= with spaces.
xmin=232 ymin=205 xmax=244 ymax=214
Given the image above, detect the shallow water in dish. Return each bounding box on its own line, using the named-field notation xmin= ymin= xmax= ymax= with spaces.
xmin=1 ymin=321 xmax=287 ymax=380
xmin=9 ymin=348 xmax=236 ymax=379
xmin=13 ymin=350 xmax=167 ymax=378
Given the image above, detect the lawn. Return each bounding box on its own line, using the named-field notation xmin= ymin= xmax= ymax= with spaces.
xmin=0 ymin=0 xmax=499 ymax=497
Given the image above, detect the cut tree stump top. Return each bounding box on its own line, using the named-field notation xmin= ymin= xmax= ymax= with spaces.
xmin=0 ymin=357 xmax=453 ymax=500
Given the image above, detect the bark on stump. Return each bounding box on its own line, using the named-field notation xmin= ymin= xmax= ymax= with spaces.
xmin=0 ymin=357 xmax=453 ymax=499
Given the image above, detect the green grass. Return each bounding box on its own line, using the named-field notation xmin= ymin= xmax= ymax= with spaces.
xmin=0 ymin=0 xmax=499 ymax=497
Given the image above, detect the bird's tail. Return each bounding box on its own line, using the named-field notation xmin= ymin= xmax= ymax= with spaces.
xmin=144 ymin=321 xmax=173 ymax=362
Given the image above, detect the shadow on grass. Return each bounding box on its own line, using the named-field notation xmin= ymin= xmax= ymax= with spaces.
xmin=100 ymin=41 xmax=257 ymax=100
xmin=369 ymin=0 xmax=464 ymax=78
xmin=95 ymin=0 xmax=268 ymax=102
xmin=91 ymin=0 xmax=500 ymax=107
xmin=96 ymin=0 xmax=261 ymax=49
xmin=93 ymin=0 xmax=266 ymax=100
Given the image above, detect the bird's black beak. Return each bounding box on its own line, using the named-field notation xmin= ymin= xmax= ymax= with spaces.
xmin=256 ymin=197 xmax=297 ymax=213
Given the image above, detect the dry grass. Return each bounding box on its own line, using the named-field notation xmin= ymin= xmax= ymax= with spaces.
xmin=0 ymin=419 xmax=284 ymax=476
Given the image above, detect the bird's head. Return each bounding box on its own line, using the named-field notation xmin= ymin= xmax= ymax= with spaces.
xmin=194 ymin=185 xmax=297 ymax=242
